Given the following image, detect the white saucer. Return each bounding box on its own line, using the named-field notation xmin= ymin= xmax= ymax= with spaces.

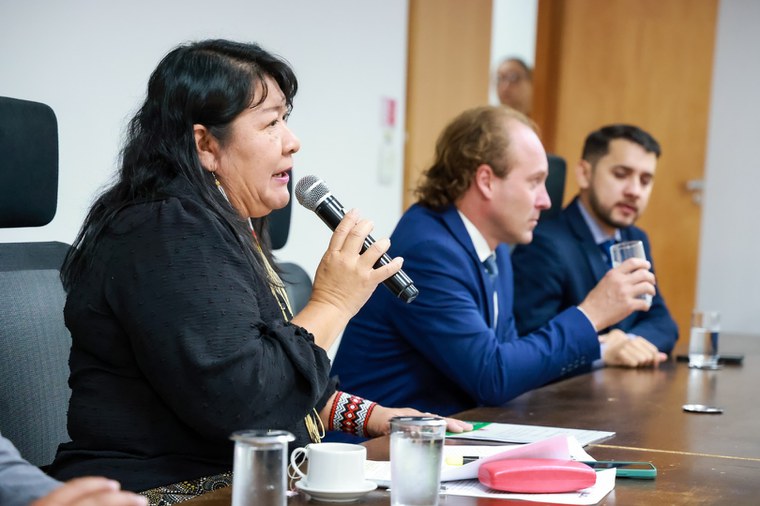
xmin=295 ymin=479 xmax=377 ymax=502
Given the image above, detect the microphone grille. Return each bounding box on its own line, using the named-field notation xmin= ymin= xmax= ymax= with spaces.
xmin=295 ymin=175 xmax=330 ymax=211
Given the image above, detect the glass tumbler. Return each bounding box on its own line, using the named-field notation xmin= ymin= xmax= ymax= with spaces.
xmin=230 ymin=430 xmax=295 ymax=506
xmin=390 ymin=416 xmax=446 ymax=506
xmin=689 ymin=310 xmax=721 ymax=369
xmin=610 ymin=240 xmax=652 ymax=305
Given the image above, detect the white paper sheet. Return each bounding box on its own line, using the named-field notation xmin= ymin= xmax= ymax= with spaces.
xmin=447 ymin=422 xmax=615 ymax=446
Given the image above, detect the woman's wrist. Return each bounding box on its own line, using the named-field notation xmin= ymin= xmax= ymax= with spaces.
xmin=328 ymin=391 xmax=377 ymax=437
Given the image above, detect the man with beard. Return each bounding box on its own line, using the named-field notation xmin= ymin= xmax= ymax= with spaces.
xmin=512 ymin=124 xmax=677 ymax=367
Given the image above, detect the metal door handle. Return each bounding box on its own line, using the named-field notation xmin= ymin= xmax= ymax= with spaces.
xmin=685 ymin=179 xmax=704 ymax=204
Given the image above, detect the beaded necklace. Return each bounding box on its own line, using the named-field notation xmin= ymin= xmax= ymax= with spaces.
xmin=216 ymin=176 xmax=324 ymax=443
xmin=250 ymin=225 xmax=324 ymax=443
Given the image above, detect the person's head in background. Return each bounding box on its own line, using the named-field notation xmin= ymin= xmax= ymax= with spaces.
xmin=576 ymin=124 xmax=661 ymax=236
xmin=415 ymin=106 xmax=550 ymax=249
xmin=496 ymin=57 xmax=533 ymax=116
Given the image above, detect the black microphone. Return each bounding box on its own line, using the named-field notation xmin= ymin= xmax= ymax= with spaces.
xmin=295 ymin=175 xmax=419 ymax=303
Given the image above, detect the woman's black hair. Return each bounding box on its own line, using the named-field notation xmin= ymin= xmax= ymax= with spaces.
xmin=61 ymin=39 xmax=298 ymax=291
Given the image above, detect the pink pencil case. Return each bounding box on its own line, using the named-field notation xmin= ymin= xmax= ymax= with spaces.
xmin=477 ymin=458 xmax=597 ymax=493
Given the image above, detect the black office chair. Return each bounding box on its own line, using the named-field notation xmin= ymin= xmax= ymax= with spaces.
xmin=268 ymin=178 xmax=312 ymax=314
xmin=541 ymin=154 xmax=567 ymax=221
xmin=0 ymin=96 xmax=72 ymax=467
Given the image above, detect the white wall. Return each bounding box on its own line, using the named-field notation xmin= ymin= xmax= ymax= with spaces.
xmin=489 ymin=0 xmax=538 ymax=104
xmin=696 ymin=0 xmax=760 ymax=333
xmin=0 ymin=0 xmax=409 ymax=279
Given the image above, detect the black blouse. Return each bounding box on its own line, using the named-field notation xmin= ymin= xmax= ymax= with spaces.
xmin=49 ymin=179 xmax=334 ymax=491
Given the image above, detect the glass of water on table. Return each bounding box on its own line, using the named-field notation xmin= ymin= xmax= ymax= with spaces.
xmin=689 ymin=310 xmax=720 ymax=369
xmin=390 ymin=416 xmax=446 ymax=506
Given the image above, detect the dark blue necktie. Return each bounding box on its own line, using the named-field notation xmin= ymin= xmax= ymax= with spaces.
xmin=599 ymin=239 xmax=616 ymax=268
xmin=483 ymin=253 xmax=499 ymax=283
xmin=483 ymin=253 xmax=499 ymax=329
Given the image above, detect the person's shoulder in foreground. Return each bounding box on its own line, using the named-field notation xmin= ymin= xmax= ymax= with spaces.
xmin=334 ymin=106 xmax=658 ymax=415
xmin=512 ymin=123 xmax=677 ymax=364
xmin=0 ymin=433 xmax=145 ymax=506
xmin=1 ymin=433 xmax=60 ymax=506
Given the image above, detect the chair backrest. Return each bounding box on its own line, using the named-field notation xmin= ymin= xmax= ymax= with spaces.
xmin=542 ymin=154 xmax=568 ymax=221
xmin=268 ymin=177 xmax=312 ymax=314
xmin=278 ymin=262 xmax=313 ymax=315
xmin=0 ymin=243 xmax=72 ymax=467
xmin=0 ymin=97 xmax=59 ymax=228
xmin=0 ymin=96 xmax=72 ymax=467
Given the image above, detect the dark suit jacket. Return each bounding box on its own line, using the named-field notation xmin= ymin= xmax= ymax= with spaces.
xmin=511 ymin=198 xmax=678 ymax=353
xmin=331 ymin=204 xmax=600 ymax=416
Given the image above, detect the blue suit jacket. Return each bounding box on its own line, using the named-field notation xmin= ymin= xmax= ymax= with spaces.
xmin=511 ymin=198 xmax=678 ymax=353
xmin=332 ymin=204 xmax=600 ymax=416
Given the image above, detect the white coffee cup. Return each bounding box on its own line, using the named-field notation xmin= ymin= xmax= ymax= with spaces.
xmin=289 ymin=442 xmax=366 ymax=491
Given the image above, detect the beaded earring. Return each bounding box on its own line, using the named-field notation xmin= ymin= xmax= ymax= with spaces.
xmin=213 ymin=172 xmax=229 ymax=202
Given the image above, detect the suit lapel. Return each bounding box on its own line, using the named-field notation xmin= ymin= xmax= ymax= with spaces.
xmin=440 ymin=206 xmax=496 ymax=328
xmin=565 ymin=199 xmax=609 ymax=281
xmin=440 ymin=206 xmax=480 ymax=261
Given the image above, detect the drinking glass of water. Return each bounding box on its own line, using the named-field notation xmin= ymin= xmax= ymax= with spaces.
xmin=689 ymin=310 xmax=720 ymax=369
xmin=610 ymin=240 xmax=652 ymax=305
xmin=390 ymin=416 xmax=446 ymax=506
xmin=230 ymin=430 xmax=295 ymax=506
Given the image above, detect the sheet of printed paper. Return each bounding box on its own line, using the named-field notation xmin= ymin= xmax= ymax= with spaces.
xmin=447 ymin=422 xmax=615 ymax=447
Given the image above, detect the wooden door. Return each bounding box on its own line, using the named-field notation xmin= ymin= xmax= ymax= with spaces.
xmin=404 ymin=0 xmax=493 ymax=209
xmin=533 ymin=0 xmax=718 ymax=353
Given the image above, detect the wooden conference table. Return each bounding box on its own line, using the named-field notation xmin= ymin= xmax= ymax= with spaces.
xmin=186 ymin=333 xmax=760 ymax=505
